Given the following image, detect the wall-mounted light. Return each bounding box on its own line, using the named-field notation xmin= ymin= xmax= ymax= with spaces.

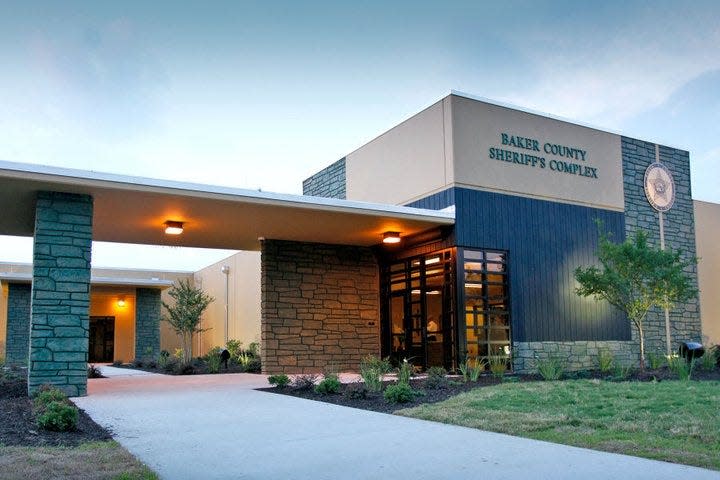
xmin=117 ymin=296 xmax=126 ymax=307
xmin=164 ymin=220 xmax=184 ymax=235
xmin=382 ymin=231 xmax=401 ymax=244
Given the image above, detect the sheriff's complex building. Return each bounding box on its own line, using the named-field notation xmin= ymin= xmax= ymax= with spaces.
xmin=0 ymin=92 xmax=718 ymax=396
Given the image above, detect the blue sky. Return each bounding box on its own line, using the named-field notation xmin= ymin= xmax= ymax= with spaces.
xmin=1 ymin=1 xmax=718 ymax=270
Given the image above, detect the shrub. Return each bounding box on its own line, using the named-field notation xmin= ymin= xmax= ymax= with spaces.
xmin=33 ymin=385 xmax=78 ymax=432
xmin=175 ymin=363 xmax=196 ymax=375
xmin=158 ymin=351 xmax=171 ymax=369
xmin=173 ymin=348 xmax=184 ymax=360
xmin=384 ymin=383 xmax=418 ymax=404
xmin=457 ymin=359 xmax=469 ymax=382
xmin=37 ymin=401 xmax=78 ymax=431
xmin=131 ymin=358 xmax=143 ymax=368
xmin=469 ymin=357 xmax=487 ymax=382
xmin=247 ymin=342 xmax=260 ymax=357
xmin=488 ymin=356 xmax=507 ymax=378
xmin=315 ymin=377 xmax=341 ymax=395
xmin=425 ymin=366 xmax=448 ymax=389
xmin=112 ymin=360 xmax=123 ymax=367
xmin=163 ymin=357 xmax=179 ymax=373
xmin=612 ymin=364 xmax=633 ymax=380
xmin=206 ymin=352 xmax=221 ymax=374
xmin=87 ymin=364 xmax=103 ymax=378
xmin=668 ymin=355 xmax=695 ymax=381
xmin=397 ymin=359 xmax=413 ymax=385
xmin=33 ymin=385 xmax=68 ymax=409
xmin=647 ymin=351 xmax=666 ymax=370
xmin=292 ymin=374 xmax=319 ymax=390
xmin=242 ymin=357 xmax=262 ymax=373
xmin=346 ymin=384 xmax=368 ymax=399
xmin=536 ymin=357 xmax=564 ymax=380
xmin=205 ymin=346 xmax=224 ymax=361
xmin=226 ymin=339 xmax=243 ymax=359
xmin=268 ymin=374 xmax=291 ymax=387
xmin=598 ymin=349 xmax=614 ymax=373
xmin=360 ymin=355 xmax=392 ymax=392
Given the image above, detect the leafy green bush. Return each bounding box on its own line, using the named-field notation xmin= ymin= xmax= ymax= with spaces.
xmin=346 ymin=384 xmax=368 ymax=399
xmin=536 ymin=357 xmax=564 ymax=380
xmin=226 ymin=339 xmax=243 ymax=359
xmin=488 ymin=356 xmax=507 ymax=378
xmin=612 ymin=364 xmax=633 ymax=380
xmin=33 ymin=385 xmax=67 ymax=409
xmin=397 ymin=359 xmax=414 ymax=385
xmin=268 ymin=374 xmax=290 ymax=387
xmin=292 ymin=374 xmax=319 ymax=390
xmin=242 ymin=357 xmax=262 ymax=373
xmin=205 ymin=346 xmax=224 ymax=361
xmin=315 ymin=377 xmax=341 ymax=395
xmin=37 ymin=401 xmax=78 ymax=431
xmin=206 ymin=352 xmax=221 ymax=374
xmin=174 ymin=362 xmax=196 ymax=375
xmin=469 ymin=357 xmax=487 ymax=382
xmin=360 ymin=355 xmax=392 ymax=392
xmin=425 ymin=366 xmax=448 ymax=389
xmin=668 ymin=355 xmax=695 ymax=381
xmin=158 ymin=351 xmax=170 ymax=369
xmin=33 ymin=385 xmax=78 ymax=432
xmin=131 ymin=358 xmax=144 ymax=368
xmin=598 ymin=349 xmax=614 ymax=373
xmin=384 ymin=383 xmax=418 ymax=404
xmin=247 ymin=342 xmax=260 ymax=357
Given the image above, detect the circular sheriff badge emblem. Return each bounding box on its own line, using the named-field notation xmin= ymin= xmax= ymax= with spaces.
xmin=644 ymin=162 xmax=675 ymax=212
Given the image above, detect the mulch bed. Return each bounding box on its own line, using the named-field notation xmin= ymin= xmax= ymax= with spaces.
xmin=259 ymin=367 xmax=720 ymax=414
xmin=114 ymin=361 xmax=258 ymax=376
xmin=0 ymin=370 xmax=112 ymax=447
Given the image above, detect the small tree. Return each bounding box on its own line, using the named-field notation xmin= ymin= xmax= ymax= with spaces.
xmin=574 ymin=228 xmax=697 ymax=370
xmin=162 ymin=279 xmax=214 ymax=364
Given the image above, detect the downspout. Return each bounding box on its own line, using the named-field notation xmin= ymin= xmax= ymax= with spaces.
xmin=221 ymin=265 xmax=230 ymax=345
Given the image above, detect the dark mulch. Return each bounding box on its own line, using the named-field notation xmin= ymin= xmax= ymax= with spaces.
xmin=259 ymin=366 xmax=720 ymax=414
xmin=115 ymin=361 xmax=258 ymax=376
xmin=258 ymin=376 xmax=506 ymax=414
xmin=0 ymin=371 xmax=112 ymax=447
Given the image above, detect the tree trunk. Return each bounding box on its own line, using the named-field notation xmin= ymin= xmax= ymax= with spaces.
xmin=182 ymin=332 xmax=192 ymax=365
xmin=638 ymin=325 xmax=645 ymax=371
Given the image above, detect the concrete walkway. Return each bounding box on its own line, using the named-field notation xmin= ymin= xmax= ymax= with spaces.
xmin=73 ymin=371 xmax=720 ymax=480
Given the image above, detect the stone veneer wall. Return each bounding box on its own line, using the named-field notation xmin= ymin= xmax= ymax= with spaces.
xmin=302 ymin=158 xmax=346 ymax=199
xmin=135 ymin=288 xmax=161 ymax=360
xmin=512 ymin=139 xmax=700 ymax=373
xmin=261 ymin=239 xmax=379 ymax=374
xmin=29 ymin=192 xmax=93 ymax=397
xmin=6 ymin=283 xmax=32 ymax=365
xmin=622 ymin=137 xmax=702 ymax=353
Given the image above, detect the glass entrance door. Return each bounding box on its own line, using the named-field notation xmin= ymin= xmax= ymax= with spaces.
xmin=89 ymin=316 xmax=115 ymax=363
xmin=382 ymin=249 xmax=455 ymax=369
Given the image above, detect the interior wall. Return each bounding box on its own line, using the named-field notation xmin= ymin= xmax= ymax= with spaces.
xmin=193 ymin=251 xmax=261 ymax=356
xmin=695 ymin=200 xmax=720 ymax=345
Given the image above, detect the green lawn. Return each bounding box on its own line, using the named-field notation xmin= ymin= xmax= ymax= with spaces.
xmin=397 ymin=379 xmax=720 ymax=470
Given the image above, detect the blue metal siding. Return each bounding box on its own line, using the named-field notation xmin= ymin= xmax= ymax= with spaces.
xmin=408 ymin=186 xmax=629 ymax=343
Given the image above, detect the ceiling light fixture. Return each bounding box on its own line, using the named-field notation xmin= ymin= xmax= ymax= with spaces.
xmin=164 ymin=220 xmax=184 ymax=235
xmin=117 ymin=296 xmax=126 ymax=307
xmin=382 ymin=231 xmax=401 ymax=244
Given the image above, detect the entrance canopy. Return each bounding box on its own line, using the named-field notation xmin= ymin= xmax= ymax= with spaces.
xmin=0 ymin=161 xmax=454 ymax=250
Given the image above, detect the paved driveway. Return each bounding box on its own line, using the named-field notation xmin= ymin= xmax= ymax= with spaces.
xmin=73 ymin=369 xmax=719 ymax=480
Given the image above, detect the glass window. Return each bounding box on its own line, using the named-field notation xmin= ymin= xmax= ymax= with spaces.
xmin=462 ymin=249 xmax=510 ymax=368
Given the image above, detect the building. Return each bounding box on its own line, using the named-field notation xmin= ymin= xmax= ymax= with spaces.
xmin=0 ymin=92 xmax=717 ymax=396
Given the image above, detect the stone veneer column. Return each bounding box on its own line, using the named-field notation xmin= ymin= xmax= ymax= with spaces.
xmin=622 ymin=138 xmax=702 ymax=353
xmin=6 ymin=283 xmax=32 ymax=365
xmin=135 ymin=288 xmax=161 ymax=361
xmin=29 ymin=192 xmax=93 ymax=397
xmin=261 ymin=240 xmax=379 ymax=374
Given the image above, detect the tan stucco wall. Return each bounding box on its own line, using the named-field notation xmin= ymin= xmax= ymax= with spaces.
xmin=695 ymin=200 xmax=720 ymax=345
xmin=343 ymin=94 xmax=624 ymax=211
xmin=450 ymin=95 xmax=624 ymax=211
xmin=192 ymin=251 xmax=261 ymax=356
xmin=345 ymin=97 xmax=454 ymax=205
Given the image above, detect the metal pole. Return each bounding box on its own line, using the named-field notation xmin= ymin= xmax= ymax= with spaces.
xmin=222 ymin=265 xmax=230 ymax=345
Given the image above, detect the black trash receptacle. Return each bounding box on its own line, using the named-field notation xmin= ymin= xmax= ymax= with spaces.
xmin=678 ymin=342 xmax=705 ymax=361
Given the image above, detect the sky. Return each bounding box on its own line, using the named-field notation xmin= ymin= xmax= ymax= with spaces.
xmin=1 ymin=0 xmax=718 ymax=270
